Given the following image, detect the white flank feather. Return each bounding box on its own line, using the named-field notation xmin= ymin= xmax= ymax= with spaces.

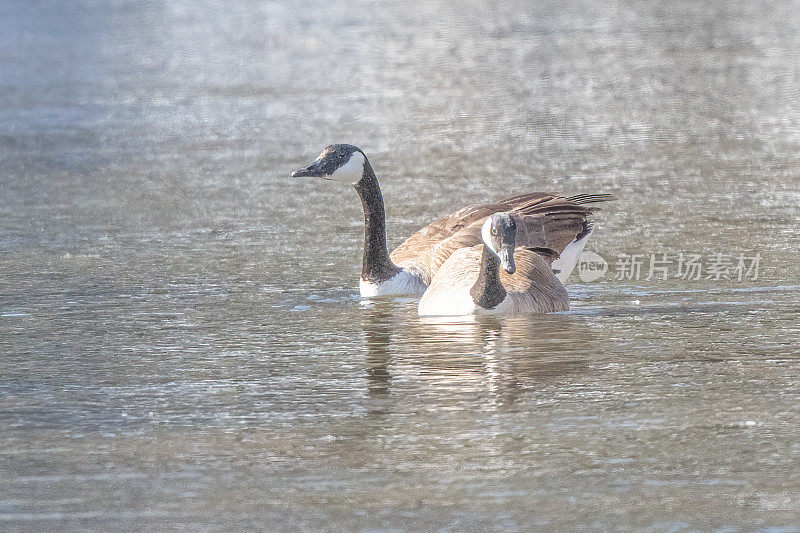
xmin=552 ymin=228 xmax=592 ymax=284
xmin=360 ymin=269 xmax=427 ymax=298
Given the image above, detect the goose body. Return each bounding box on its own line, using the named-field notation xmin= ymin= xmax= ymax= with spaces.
xmin=292 ymin=144 xmax=609 ymax=298
xmin=418 ymin=214 xmax=569 ymax=316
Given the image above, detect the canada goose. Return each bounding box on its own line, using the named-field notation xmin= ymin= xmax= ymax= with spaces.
xmin=292 ymin=144 xmax=610 ymax=297
xmin=418 ymin=213 xmax=569 ymax=316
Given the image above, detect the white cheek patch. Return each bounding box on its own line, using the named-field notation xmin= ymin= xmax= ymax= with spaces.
xmin=481 ymin=217 xmax=499 ymax=257
xmin=331 ymin=151 xmax=365 ymax=183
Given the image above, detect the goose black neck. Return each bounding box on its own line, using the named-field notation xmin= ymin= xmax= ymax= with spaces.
xmin=354 ymin=161 xmax=400 ymax=283
xmin=470 ymin=245 xmax=507 ymax=309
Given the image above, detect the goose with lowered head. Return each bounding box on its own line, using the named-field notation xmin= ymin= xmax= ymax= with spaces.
xmin=418 ymin=212 xmax=569 ymax=316
xmin=292 ymin=144 xmax=610 ymax=298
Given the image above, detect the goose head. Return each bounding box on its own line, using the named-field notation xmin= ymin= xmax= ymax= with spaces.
xmin=481 ymin=213 xmax=517 ymax=274
xmin=291 ymin=144 xmax=368 ymax=184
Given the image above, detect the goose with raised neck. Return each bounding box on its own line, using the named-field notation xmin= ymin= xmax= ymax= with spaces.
xmin=292 ymin=144 xmax=424 ymax=297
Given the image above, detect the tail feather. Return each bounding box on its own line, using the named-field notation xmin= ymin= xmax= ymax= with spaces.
xmin=565 ymin=193 xmax=616 ymax=205
xmin=575 ymin=221 xmax=593 ymax=241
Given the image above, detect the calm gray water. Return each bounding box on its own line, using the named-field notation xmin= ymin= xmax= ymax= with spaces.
xmin=2 ymin=0 xmax=800 ymax=530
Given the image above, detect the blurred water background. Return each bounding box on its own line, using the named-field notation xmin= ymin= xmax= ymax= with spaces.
xmin=1 ymin=0 xmax=800 ymax=530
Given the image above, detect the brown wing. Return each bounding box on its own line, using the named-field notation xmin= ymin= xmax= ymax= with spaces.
xmin=390 ymin=192 xmax=612 ymax=284
xmin=499 ymin=247 xmax=570 ymax=313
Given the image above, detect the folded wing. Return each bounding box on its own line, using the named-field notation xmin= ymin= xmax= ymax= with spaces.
xmin=390 ymin=192 xmax=612 ymax=285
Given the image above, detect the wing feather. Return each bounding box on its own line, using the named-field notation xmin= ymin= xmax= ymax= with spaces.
xmin=391 ymin=192 xmax=611 ymax=284
xmin=499 ymin=248 xmax=570 ymax=313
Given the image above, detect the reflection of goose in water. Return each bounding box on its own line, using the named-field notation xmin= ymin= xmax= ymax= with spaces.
xmin=360 ymin=303 xmax=598 ymax=406
xmin=292 ymin=144 xmax=611 ymax=298
xmin=361 ymin=303 xmax=394 ymax=398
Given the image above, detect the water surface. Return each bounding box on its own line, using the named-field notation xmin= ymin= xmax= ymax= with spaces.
xmin=2 ymin=0 xmax=800 ymax=530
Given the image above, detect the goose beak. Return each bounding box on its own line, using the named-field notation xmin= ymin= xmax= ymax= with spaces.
xmin=291 ymin=161 xmax=326 ymax=178
xmin=499 ymin=245 xmax=516 ymax=274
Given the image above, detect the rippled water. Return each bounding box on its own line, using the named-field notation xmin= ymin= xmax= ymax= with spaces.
xmin=2 ymin=0 xmax=800 ymax=530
